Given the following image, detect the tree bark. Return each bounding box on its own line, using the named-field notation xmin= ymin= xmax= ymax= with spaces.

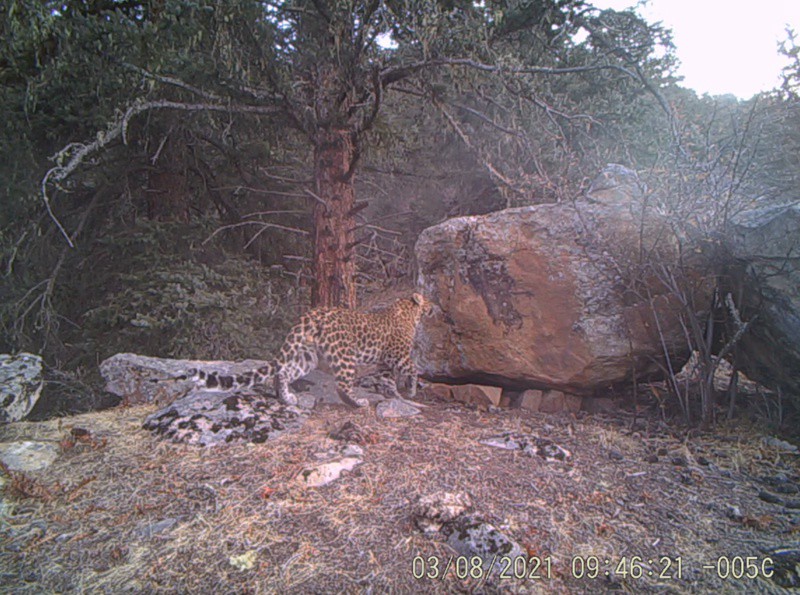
xmin=312 ymin=127 xmax=357 ymax=309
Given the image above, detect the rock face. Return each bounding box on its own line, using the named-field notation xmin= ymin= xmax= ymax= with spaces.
xmin=727 ymin=204 xmax=800 ymax=395
xmin=415 ymin=165 xmax=708 ymax=394
xmin=0 ymin=353 xmax=44 ymax=423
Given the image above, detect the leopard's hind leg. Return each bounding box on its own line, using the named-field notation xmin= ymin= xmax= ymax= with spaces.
xmin=273 ymin=342 xmax=318 ymax=406
xmin=325 ymin=349 xmax=369 ymax=408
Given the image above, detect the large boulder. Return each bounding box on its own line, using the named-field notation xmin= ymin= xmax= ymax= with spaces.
xmin=100 ymin=353 xmax=273 ymax=405
xmin=100 ymin=353 xmax=386 ymax=407
xmin=415 ymin=165 xmax=711 ymax=394
xmin=0 ymin=353 xmax=44 ymax=423
xmin=726 ymin=204 xmax=800 ymax=394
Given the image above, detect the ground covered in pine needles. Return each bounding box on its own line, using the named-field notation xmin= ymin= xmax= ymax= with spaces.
xmin=1 ymin=392 xmax=798 ymax=594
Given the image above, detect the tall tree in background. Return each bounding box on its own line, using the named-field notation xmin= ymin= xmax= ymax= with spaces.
xmin=26 ymin=0 xmax=677 ymax=309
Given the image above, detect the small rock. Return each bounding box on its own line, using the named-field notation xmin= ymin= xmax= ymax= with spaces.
xmin=518 ymin=389 xmax=543 ymax=412
xmin=297 ymin=394 xmax=319 ymax=410
xmin=608 ymin=450 xmax=624 ymax=462
xmin=413 ymin=491 xmax=473 ymax=534
xmin=341 ymin=444 xmax=364 ymax=458
xmin=376 ymin=399 xmax=420 ymax=418
xmin=329 ymin=421 xmax=367 ymax=443
xmin=0 ymin=353 xmax=44 ymax=423
xmin=229 ymin=550 xmax=257 ymax=571
xmin=135 ymin=517 xmax=180 ymax=539
xmin=539 ymin=390 xmax=566 ymax=413
xmin=760 ymin=474 xmax=799 ymax=494
xmin=763 ymin=436 xmax=799 ymax=453
xmin=0 ymin=441 xmax=59 ymax=471
xmin=296 ymin=457 xmax=362 ymax=488
xmin=425 ymin=383 xmax=454 ymax=401
xmin=725 ymin=505 xmax=743 ymax=521
xmin=451 ymin=384 xmax=502 ymax=409
xmin=565 ymin=394 xmax=583 ymax=413
xmin=767 ymin=548 xmax=800 ymax=588
xmin=443 ymin=515 xmax=525 ymax=577
xmin=759 ymin=491 xmax=784 ymax=505
xmin=479 ymin=432 xmax=571 ymax=462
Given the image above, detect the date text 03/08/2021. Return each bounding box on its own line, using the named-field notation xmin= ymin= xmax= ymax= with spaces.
xmin=411 ymin=555 xmax=776 ymax=583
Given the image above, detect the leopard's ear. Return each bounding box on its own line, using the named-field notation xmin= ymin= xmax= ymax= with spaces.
xmin=411 ymin=292 xmax=424 ymax=306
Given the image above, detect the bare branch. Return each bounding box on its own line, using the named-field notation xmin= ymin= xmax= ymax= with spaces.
xmin=242 ymin=210 xmax=308 ymax=218
xmin=202 ymin=220 xmax=310 ymax=248
xmin=121 ymin=63 xmax=224 ymax=102
xmin=381 ymin=57 xmax=638 ymax=87
xmin=41 ymin=98 xmax=283 ymax=246
xmin=450 ymin=101 xmax=524 ymax=137
xmin=303 ymin=188 xmax=328 ymax=206
xmin=211 ymin=185 xmax=308 ymax=199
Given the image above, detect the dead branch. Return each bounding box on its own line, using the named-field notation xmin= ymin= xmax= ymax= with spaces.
xmin=242 ymin=210 xmax=308 ymax=218
xmin=303 ymin=188 xmax=328 ymax=207
xmin=211 ymin=186 xmax=309 ymax=199
xmin=14 ymin=189 xmax=103 ymax=351
xmin=450 ymin=101 xmax=524 ymax=138
xmin=203 ymin=220 xmax=310 ymax=248
xmin=41 ymin=98 xmax=283 ymax=247
xmin=121 ymin=63 xmax=224 ymax=103
xmin=380 ymin=57 xmax=639 ymax=88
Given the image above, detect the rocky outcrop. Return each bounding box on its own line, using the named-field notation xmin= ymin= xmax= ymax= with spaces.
xmin=415 ymin=165 xmax=710 ymax=395
xmin=142 ymin=390 xmax=309 ymax=447
xmin=726 ymin=204 xmax=800 ymax=395
xmin=100 ymin=353 xmax=273 ymax=406
xmin=100 ymin=353 xmax=380 ymax=407
xmin=0 ymin=353 xmax=44 ymax=423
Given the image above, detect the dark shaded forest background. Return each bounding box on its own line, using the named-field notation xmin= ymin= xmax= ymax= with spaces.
xmin=1 ymin=0 xmax=798 ymax=415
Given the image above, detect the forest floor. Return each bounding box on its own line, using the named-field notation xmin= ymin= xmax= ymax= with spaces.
xmin=1 ymin=388 xmax=799 ymax=594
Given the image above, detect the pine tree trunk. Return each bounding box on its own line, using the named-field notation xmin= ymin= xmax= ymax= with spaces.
xmin=311 ymin=127 xmax=357 ymax=309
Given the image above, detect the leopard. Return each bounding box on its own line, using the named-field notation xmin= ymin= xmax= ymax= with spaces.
xmin=185 ymin=293 xmax=432 ymax=408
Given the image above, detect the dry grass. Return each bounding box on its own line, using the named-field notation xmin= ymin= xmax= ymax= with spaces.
xmin=1 ymin=398 xmax=797 ymax=594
